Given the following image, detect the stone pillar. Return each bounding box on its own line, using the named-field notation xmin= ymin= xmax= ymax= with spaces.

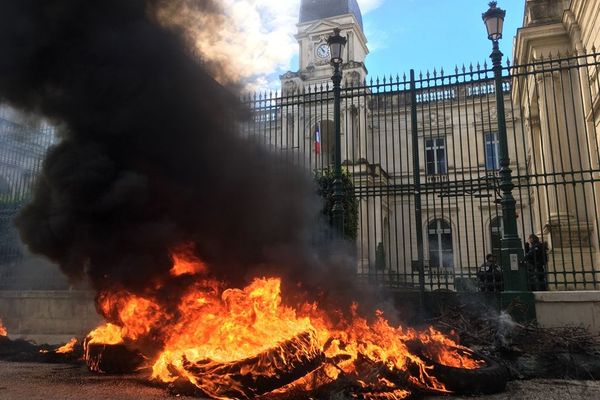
xmin=535 ymin=68 xmax=594 ymax=289
xmin=527 ymin=110 xmax=549 ymax=233
xmin=349 ymin=161 xmax=390 ymax=276
xmin=514 ymin=0 xmax=599 ymax=289
xmin=536 ymin=72 xmax=570 ymax=224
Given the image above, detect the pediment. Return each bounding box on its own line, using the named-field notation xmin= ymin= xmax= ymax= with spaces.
xmin=298 ymin=15 xmax=367 ymax=44
xmin=302 ymin=19 xmax=342 ymax=35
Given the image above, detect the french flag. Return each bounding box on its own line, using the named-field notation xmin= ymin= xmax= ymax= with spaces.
xmin=314 ymin=124 xmax=321 ymax=155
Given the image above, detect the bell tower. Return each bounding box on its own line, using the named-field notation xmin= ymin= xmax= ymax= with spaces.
xmin=278 ymin=0 xmax=371 ymax=169
xmin=280 ymin=0 xmax=369 ymax=91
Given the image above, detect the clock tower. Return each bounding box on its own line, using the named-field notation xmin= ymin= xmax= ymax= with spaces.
xmin=278 ymin=0 xmax=371 ymax=170
xmin=280 ymin=0 xmax=369 ymax=92
xmin=277 ymin=1 xmax=377 ymax=275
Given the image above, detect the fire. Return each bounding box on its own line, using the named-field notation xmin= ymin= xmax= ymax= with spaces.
xmin=151 ymin=277 xmax=314 ymax=395
xmin=85 ymin=252 xmax=484 ymax=398
xmin=170 ymin=244 xmax=207 ymax=277
xmin=416 ymin=327 xmax=484 ymax=369
xmin=0 ymin=318 xmax=6 ymax=337
xmin=85 ymin=323 xmax=124 ymax=346
xmin=158 ymin=278 xmax=310 ymax=364
xmin=361 ymin=390 xmax=411 ymax=400
xmin=97 ymin=292 xmax=162 ymax=342
xmin=56 ymin=338 xmax=78 ymax=354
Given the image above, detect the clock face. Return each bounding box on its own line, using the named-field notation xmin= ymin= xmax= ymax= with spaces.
xmin=316 ymin=44 xmax=330 ymax=59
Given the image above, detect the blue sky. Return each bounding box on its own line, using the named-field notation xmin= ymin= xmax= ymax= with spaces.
xmin=283 ymin=0 xmax=526 ymax=82
xmin=360 ymin=0 xmax=526 ymax=78
xmin=220 ymin=0 xmax=526 ymax=90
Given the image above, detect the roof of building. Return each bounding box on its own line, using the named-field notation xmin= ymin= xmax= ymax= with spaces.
xmin=299 ymin=0 xmax=363 ymax=31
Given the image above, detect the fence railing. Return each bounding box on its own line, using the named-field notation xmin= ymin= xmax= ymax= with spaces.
xmin=0 ymin=110 xmax=56 ymax=288
xmin=2 ymin=53 xmax=600 ymax=293
xmin=242 ymin=52 xmax=600 ymax=292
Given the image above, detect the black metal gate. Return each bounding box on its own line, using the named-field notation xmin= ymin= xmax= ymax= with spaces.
xmin=0 ymin=110 xmax=56 ymax=288
xmin=243 ymin=52 xmax=600 ymax=292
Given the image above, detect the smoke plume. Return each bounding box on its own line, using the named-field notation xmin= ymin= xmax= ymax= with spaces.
xmin=0 ymin=0 xmax=357 ymax=306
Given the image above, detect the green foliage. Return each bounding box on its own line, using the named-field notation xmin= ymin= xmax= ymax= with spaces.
xmin=314 ymin=168 xmax=358 ymax=241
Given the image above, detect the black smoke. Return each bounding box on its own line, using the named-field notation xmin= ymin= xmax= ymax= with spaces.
xmin=0 ymin=0 xmax=363 ymax=305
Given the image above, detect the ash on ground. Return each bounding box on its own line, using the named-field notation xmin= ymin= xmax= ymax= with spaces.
xmin=427 ymin=299 xmax=600 ymax=380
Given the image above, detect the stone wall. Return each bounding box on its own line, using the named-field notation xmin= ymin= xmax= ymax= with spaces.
xmin=0 ymin=290 xmax=102 ymax=345
xmin=535 ymin=290 xmax=600 ymax=333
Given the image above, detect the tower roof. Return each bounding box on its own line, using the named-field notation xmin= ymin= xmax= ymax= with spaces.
xmin=299 ymin=0 xmax=363 ymax=31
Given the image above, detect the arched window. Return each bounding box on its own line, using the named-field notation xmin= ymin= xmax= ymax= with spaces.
xmin=428 ymin=219 xmax=454 ymax=269
xmin=317 ymin=120 xmax=335 ymax=166
xmin=490 ymin=216 xmax=504 ymax=260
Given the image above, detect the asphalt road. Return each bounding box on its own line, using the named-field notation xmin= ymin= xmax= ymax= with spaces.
xmin=1 ymin=361 xmax=599 ymax=400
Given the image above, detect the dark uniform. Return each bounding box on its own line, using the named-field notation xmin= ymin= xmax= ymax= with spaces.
xmin=525 ymin=242 xmax=548 ymax=291
xmin=477 ymin=261 xmax=503 ymax=292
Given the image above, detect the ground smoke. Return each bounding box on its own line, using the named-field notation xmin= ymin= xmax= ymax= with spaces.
xmin=0 ymin=0 xmax=358 ymax=309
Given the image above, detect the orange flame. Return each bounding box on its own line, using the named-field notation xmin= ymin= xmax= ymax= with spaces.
xmin=85 ymin=323 xmax=124 ymax=346
xmin=0 ymin=318 xmax=6 ymax=337
xmin=416 ymin=327 xmax=484 ymax=369
xmin=151 ymin=277 xmax=314 ymax=392
xmin=170 ymin=243 xmax=207 ymax=277
xmin=361 ymin=390 xmax=411 ymax=400
xmin=56 ymin=338 xmax=78 ymax=354
xmin=83 ymin=323 xmax=125 ymax=370
xmin=97 ymin=292 xmax=162 ymax=342
xmin=85 ymin=251 xmax=484 ymax=398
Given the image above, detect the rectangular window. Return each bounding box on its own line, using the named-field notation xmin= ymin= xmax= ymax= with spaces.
xmin=428 ymin=219 xmax=454 ymax=269
xmin=485 ymin=132 xmax=500 ymax=170
xmin=425 ymin=138 xmax=447 ymax=175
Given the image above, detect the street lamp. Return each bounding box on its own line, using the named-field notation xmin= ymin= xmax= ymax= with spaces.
xmin=482 ymin=2 xmax=528 ymax=292
xmin=482 ymin=1 xmax=505 ymax=41
xmin=328 ymin=28 xmax=346 ymax=64
xmin=327 ymin=28 xmax=347 ymax=237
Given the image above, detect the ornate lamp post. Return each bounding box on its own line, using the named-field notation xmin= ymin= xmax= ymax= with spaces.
xmin=483 ymin=2 xmax=528 ymax=292
xmin=327 ymin=28 xmax=347 ymax=237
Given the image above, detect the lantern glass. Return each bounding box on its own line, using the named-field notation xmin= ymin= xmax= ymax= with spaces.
xmin=330 ymin=42 xmax=343 ymax=63
xmin=482 ymin=2 xmax=506 ymax=41
xmin=327 ymin=28 xmax=347 ymax=65
xmin=485 ymin=16 xmax=504 ymax=40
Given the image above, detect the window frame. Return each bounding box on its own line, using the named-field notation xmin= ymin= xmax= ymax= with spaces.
xmin=425 ymin=137 xmax=448 ymax=176
xmin=484 ymin=131 xmax=500 ymax=171
xmin=427 ymin=219 xmax=454 ymax=269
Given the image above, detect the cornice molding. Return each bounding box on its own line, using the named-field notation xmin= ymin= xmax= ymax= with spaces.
xmin=514 ymin=22 xmax=571 ymax=64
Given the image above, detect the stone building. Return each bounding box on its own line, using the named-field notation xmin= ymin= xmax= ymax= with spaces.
xmin=512 ymin=0 xmax=600 ymax=288
xmin=268 ymin=0 xmax=600 ymax=290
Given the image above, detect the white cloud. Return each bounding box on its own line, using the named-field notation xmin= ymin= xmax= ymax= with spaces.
xmin=223 ymin=0 xmax=302 ymax=91
xmin=236 ymin=0 xmax=385 ymax=90
xmin=357 ymin=0 xmax=385 ymax=14
xmin=161 ymin=0 xmax=385 ymax=91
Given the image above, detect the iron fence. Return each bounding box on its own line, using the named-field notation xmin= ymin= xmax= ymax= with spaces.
xmin=0 ymin=109 xmax=55 ymax=287
xmin=1 ymin=53 xmax=600 ymax=293
xmin=243 ymin=51 xmax=600 ymax=292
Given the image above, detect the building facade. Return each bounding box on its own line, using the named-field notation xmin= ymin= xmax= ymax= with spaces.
xmin=513 ymin=0 xmax=600 ymax=288
xmin=252 ymin=0 xmax=600 ymax=290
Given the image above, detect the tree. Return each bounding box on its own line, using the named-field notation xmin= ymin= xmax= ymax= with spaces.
xmin=314 ymin=168 xmax=358 ymax=241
